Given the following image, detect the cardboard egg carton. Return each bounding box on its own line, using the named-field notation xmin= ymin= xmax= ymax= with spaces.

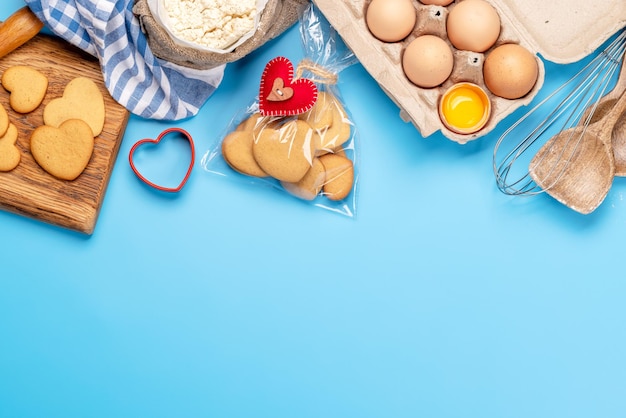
xmin=312 ymin=0 xmax=626 ymax=144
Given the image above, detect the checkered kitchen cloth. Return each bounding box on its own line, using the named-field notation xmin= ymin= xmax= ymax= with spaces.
xmin=25 ymin=0 xmax=225 ymax=120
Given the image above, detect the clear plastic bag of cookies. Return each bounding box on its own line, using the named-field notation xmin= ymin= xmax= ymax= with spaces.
xmin=202 ymin=3 xmax=360 ymax=217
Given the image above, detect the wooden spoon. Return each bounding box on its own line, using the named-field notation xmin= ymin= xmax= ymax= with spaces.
xmin=613 ymin=111 xmax=626 ymax=175
xmin=0 ymin=7 xmax=43 ymax=59
xmin=579 ymin=54 xmax=626 ymax=176
xmin=528 ymin=87 xmax=626 ymax=214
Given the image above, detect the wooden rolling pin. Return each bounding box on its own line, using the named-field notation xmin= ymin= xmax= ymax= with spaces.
xmin=0 ymin=6 xmax=43 ymax=59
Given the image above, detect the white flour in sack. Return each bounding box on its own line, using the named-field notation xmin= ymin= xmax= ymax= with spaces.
xmin=163 ymin=0 xmax=257 ymax=50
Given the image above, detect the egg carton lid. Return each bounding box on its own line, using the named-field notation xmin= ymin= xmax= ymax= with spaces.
xmin=494 ymin=0 xmax=626 ymax=63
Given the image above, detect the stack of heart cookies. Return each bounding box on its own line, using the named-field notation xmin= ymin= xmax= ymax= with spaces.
xmin=0 ymin=65 xmax=105 ymax=181
xmin=221 ymin=90 xmax=355 ymax=201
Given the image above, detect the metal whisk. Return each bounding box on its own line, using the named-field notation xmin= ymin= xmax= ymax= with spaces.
xmin=493 ymin=28 xmax=626 ymax=196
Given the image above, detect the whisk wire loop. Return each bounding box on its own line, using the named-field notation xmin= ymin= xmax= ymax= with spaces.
xmin=493 ymin=29 xmax=626 ymax=196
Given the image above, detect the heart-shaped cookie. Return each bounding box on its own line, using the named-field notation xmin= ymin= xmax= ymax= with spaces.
xmin=2 ymin=65 xmax=48 ymax=113
xmin=0 ymin=123 xmax=20 ymax=172
xmin=128 ymin=128 xmax=195 ymax=193
xmin=319 ymin=153 xmax=354 ymax=201
xmin=31 ymin=119 xmax=94 ymax=181
xmin=298 ymin=90 xmax=333 ymax=130
xmin=0 ymin=103 xmax=8 ymax=137
xmin=281 ymin=157 xmax=326 ymax=200
xmin=252 ymin=119 xmax=315 ymax=182
xmin=313 ymin=96 xmax=352 ymax=154
xmin=259 ymin=56 xmax=318 ymax=117
xmin=43 ymin=77 xmax=105 ymax=136
xmin=222 ymin=130 xmax=268 ymax=178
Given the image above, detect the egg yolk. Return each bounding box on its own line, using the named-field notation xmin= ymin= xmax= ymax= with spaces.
xmin=440 ymin=86 xmax=488 ymax=131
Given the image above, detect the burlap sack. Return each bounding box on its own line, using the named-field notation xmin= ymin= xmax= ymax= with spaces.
xmin=132 ymin=0 xmax=310 ymax=70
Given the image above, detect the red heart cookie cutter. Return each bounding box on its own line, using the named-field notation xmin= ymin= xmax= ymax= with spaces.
xmin=259 ymin=56 xmax=318 ymax=117
xmin=128 ymin=127 xmax=195 ymax=193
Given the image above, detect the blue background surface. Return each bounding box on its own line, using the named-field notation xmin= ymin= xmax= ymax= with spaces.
xmin=2 ymin=1 xmax=626 ymax=417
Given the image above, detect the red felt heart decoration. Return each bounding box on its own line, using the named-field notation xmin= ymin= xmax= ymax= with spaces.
xmin=128 ymin=127 xmax=195 ymax=193
xmin=259 ymin=56 xmax=318 ymax=117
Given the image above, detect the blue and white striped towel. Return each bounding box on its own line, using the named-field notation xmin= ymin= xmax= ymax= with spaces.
xmin=25 ymin=0 xmax=225 ymax=120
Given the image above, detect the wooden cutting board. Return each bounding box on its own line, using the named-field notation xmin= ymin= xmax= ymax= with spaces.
xmin=0 ymin=34 xmax=130 ymax=234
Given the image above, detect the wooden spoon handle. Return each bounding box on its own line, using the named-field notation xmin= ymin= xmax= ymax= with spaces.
xmin=0 ymin=7 xmax=43 ymax=59
xmin=581 ymin=53 xmax=626 ymax=124
xmin=598 ymin=87 xmax=626 ymax=139
xmin=608 ymin=53 xmax=626 ymax=97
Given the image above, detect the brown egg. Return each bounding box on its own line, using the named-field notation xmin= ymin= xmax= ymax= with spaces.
xmin=419 ymin=0 xmax=454 ymax=5
xmin=446 ymin=0 xmax=501 ymax=52
xmin=483 ymin=43 xmax=539 ymax=99
xmin=402 ymin=35 xmax=454 ymax=88
xmin=366 ymin=0 xmax=417 ymax=42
